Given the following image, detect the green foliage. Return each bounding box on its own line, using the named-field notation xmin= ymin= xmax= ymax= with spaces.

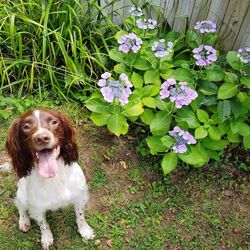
xmin=86 ymin=8 xmax=250 ymax=175
xmin=0 ymin=0 xmax=117 ymax=99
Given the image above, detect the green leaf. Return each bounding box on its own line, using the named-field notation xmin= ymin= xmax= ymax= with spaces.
xmin=230 ymin=99 xmax=243 ymax=119
xmin=90 ymin=112 xmax=110 ymax=126
xmin=140 ymin=108 xmax=154 ymax=125
xmin=178 ymin=143 xmax=209 ymax=166
xmin=114 ymin=30 xmax=127 ymax=40
xmin=122 ymin=98 xmax=144 ymax=117
xmin=206 ymin=69 xmax=225 ymax=82
xmin=85 ymin=98 xmax=110 ymax=114
xmin=224 ymin=72 xmax=239 ymax=84
xmin=230 ymin=119 xmax=250 ymax=136
xmin=160 ymin=135 xmax=174 ymax=148
xmin=200 ymin=96 xmax=217 ymax=106
xmin=144 ymin=69 xmax=160 ymax=84
xmin=156 ymin=98 xmax=173 ymax=111
xmin=141 ymin=85 xmax=160 ymax=97
xmin=206 ymin=149 xmax=220 ymax=160
xmin=198 ymin=80 xmax=218 ymax=95
xmin=208 ymin=125 xmax=221 ymax=141
xmin=195 ymin=126 xmax=208 ymax=139
xmin=217 ymin=100 xmax=231 ymax=122
xmin=218 ymin=122 xmax=230 ymax=135
xmin=169 ymin=68 xmax=193 ymax=82
xmin=240 ymin=76 xmax=250 ymax=88
xmin=107 ymin=114 xmax=128 ymax=136
xmin=109 ymin=48 xmax=125 ymax=63
xmin=176 ymin=107 xmax=200 ymax=129
xmin=146 ymin=136 xmax=167 ymax=155
xmin=243 ymin=135 xmax=250 ymax=149
xmin=161 ymin=152 xmax=178 ymax=174
xmin=150 ymin=111 xmax=172 ymax=136
xmin=197 ymin=109 xmax=209 ymax=123
xmin=131 ymin=72 xmax=144 ymax=89
xmin=133 ymin=56 xmax=152 ymax=70
xmin=227 ymin=129 xmax=241 ymax=143
xmin=226 ymin=51 xmax=241 ymax=70
xmin=202 ymin=138 xmax=228 ymax=151
xmin=114 ymin=63 xmax=128 ymax=74
xmin=217 ymin=82 xmax=238 ymax=99
xmin=142 ymin=97 xmax=156 ymax=108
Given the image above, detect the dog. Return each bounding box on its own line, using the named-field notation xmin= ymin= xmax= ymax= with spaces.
xmin=6 ymin=109 xmax=94 ymax=249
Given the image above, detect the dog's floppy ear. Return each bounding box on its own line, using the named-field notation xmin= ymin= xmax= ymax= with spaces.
xmin=6 ymin=118 xmax=33 ymax=178
xmin=58 ymin=112 xmax=78 ymax=165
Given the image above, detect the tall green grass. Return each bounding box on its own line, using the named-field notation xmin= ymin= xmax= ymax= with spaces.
xmin=0 ymin=0 xmax=118 ymax=100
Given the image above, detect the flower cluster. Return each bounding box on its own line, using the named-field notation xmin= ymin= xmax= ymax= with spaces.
xmin=169 ymin=126 xmax=196 ymax=153
xmin=160 ymin=78 xmax=198 ymax=108
xmin=151 ymin=39 xmax=173 ymax=58
xmin=118 ymin=33 xmax=142 ymax=53
xmin=136 ymin=18 xmax=157 ymax=30
xmin=98 ymin=73 xmax=132 ymax=105
xmin=193 ymin=45 xmax=217 ymax=66
xmin=194 ymin=20 xmax=216 ymax=33
xmin=237 ymin=47 xmax=250 ymax=63
xmin=129 ymin=6 xmax=143 ymax=17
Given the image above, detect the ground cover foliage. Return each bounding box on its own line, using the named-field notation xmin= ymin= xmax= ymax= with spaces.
xmin=0 ymin=113 xmax=249 ymax=249
xmin=1 ymin=0 xmax=249 ymax=174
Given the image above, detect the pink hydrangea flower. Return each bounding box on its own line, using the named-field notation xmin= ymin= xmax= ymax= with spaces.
xmin=136 ymin=18 xmax=157 ymax=30
xmin=160 ymin=78 xmax=198 ymax=108
xmin=98 ymin=73 xmax=132 ymax=105
xmin=118 ymin=33 xmax=142 ymax=53
xmin=169 ymin=126 xmax=196 ymax=154
xmin=194 ymin=20 xmax=216 ymax=33
xmin=193 ymin=45 xmax=217 ymax=66
xmin=151 ymin=39 xmax=173 ymax=58
xmin=237 ymin=47 xmax=250 ymax=63
xmin=129 ymin=6 xmax=143 ymax=17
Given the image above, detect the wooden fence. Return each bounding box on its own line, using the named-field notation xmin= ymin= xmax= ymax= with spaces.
xmin=98 ymin=0 xmax=250 ymax=51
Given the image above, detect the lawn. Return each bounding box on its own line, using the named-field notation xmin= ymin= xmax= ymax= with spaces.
xmin=0 ymin=107 xmax=249 ymax=250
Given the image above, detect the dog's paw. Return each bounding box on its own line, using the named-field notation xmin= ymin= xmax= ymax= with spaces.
xmin=19 ymin=217 xmax=31 ymax=232
xmin=79 ymin=225 xmax=95 ymax=240
xmin=41 ymin=231 xmax=54 ymax=250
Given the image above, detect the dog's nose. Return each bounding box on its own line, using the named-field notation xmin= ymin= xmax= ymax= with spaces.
xmin=34 ymin=132 xmax=51 ymax=145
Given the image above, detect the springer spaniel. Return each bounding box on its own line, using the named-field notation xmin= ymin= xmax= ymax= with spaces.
xmin=6 ymin=109 xmax=94 ymax=249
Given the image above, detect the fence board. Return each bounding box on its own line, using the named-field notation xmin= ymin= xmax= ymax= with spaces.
xmin=94 ymin=0 xmax=250 ymax=50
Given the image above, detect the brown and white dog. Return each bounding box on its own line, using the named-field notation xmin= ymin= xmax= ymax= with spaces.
xmin=6 ymin=109 xmax=94 ymax=249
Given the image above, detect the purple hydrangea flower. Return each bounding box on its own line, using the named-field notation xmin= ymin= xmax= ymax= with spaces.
xmin=160 ymin=78 xmax=198 ymax=108
xmin=136 ymin=18 xmax=157 ymax=30
xmin=169 ymin=126 xmax=196 ymax=154
xmin=193 ymin=45 xmax=217 ymax=66
xmin=151 ymin=39 xmax=173 ymax=58
xmin=194 ymin=20 xmax=216 ymax=33
xmin=97 ymin=73 xmax=133 ymax=105
xmin=237 ymin=47 xmax=250 ymax=63
xmin=118 ymin=33 xmax=142 ymax=53
xmin=129 ymin=6 xmax=143 ymax=17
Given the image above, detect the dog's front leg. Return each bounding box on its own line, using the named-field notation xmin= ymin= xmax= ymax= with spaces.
xmin=74 ymin=201 xmax=95 ymax=240
xmin=33 ymin=213 xmax=53 ymax=250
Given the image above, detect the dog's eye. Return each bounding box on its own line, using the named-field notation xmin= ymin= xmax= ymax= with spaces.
xmin=23 ymin=124 xmax=31 ymax=130
xmin=51 ymin=120 xmax=58 ymax=125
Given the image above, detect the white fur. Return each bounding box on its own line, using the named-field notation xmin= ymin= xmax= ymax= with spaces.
xmin=15 ymin=159 xmax=94 ymax=249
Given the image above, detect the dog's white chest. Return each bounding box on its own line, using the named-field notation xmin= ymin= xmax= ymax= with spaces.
xmin=17 ymin=161 xmax=88 ymax=211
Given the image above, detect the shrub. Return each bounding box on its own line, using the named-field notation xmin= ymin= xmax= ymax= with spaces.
xmin=86 ymin=6 xmax=250 ymax=174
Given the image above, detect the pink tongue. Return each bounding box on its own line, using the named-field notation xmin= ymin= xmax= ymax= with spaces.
xmin=38 ymin=147 xmax=60 ymax=178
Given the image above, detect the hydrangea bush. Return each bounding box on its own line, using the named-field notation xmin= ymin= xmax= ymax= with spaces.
xmin=86 ymin=7 xmax=250 ymax=174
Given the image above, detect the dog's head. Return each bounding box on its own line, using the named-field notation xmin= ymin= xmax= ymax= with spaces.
xmin=6 ymin=109 xmax=78 ymax=178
